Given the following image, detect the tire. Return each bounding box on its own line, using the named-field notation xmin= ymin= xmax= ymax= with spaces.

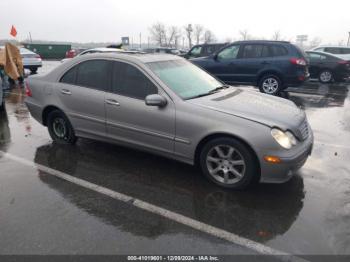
xmin=318 ymin=70 xmax=333 ymax=83
xmin=30 ymin=68 xmax=38 ymax=74
xmin=47 ymin=110 xmax=77 ymax=144
xmin=258 ymin=74 xmax=282 ymax=95
xmin=199 ymin=137 xmax=258 ymax=189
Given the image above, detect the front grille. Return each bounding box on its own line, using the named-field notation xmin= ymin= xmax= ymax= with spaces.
xmin=298 ymin=120 xmax=309 ymax=140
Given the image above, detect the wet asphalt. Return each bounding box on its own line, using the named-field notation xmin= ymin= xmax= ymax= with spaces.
xmin=0 ymin=61 xmax=350 ymax=257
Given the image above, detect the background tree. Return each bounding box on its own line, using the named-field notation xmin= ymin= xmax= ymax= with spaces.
xmin=239 ymin=29 xmax=250 ymax=40
xmin=272 ymin=30 xmax=282 ymax=40
xmin=204 ymin=30 xmax=216 ymax=43
xmin=309 ymin=37 xmax=322 ymax=48
xmin=149 ymin=22 xmax=167 ymax=46
xmin=185 ymin=24 xmax=193 ymax=48
xmin=194 ymin=24 xmax=204 ymax=45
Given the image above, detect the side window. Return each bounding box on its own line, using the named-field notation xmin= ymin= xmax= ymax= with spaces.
xmin=189 ymin=46 xmax=202 ymax=57
xmin=270 ymin=45 xmax=288 ymax=57
xmin=217 ymin=45 xmax=240 ymax=60
xmin=242 ymin=45 xmax=269 ymax=58
xmin=202 ymin=45 xmax=215 ymax=56
xmin=60 ymin=66 xmax=77 ymax=84
xmin=76 ymin=60 xmax=111 ymax=91
xmin=324 ymin=47 xmax=341 ymax=54
xmin=112 ymin=62 xmax=158 ymax=100
xmin=308 ymin=53 xmax=321 ymax=62
xmin=341 ymin=48 xmax=350 ymax=54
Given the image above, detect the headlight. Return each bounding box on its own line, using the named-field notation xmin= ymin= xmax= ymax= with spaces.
xmin=271 ymin=128 xmax=297 ymax=149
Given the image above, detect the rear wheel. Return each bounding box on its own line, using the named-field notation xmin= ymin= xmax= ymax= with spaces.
xmin=319 ymin=70 xmax=333 ymax=83
xmin=258 ymin=74 xmax=282 ymax=95
xmin=47 ymin=110 xmax=77 ymax=144
xmin=199 ymin=137 xmax=258 ymax=189
xmin=30 ymin=68 xmax=38 ymax=74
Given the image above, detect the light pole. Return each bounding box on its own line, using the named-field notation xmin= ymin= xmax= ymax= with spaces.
xmin=347 ymin=32 xmax=350 ymax=46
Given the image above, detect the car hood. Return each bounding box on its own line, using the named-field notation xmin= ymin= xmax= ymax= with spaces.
xmin=188 ymin=88 xmax=305 ymax=132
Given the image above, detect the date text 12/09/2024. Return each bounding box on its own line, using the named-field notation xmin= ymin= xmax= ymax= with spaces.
xmin=127 ymin=256 xmax=219 ymax=261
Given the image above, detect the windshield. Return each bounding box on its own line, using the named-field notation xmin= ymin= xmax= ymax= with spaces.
xmin=147 ymin=59 xmax=223 ymax=99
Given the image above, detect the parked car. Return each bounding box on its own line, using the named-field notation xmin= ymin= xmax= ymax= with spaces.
xmin=20 ymin=47 xmax=42 ymax=73
xmin=142 ymin=47 xmax=180 ymax=55
xmin=191 ymin=40 xmax=309 ymax=95
xmin=182 ymin=43 xmax=228 ymax=59
xmin=65 ymin=48 xmax=87 ymax=59
xmin=60 ymin=47 xmax=139 ymax=63
xmin=305 ymin=51 xmax=350 ymax=83
xmin=25 ymin=53 xmax=313 ymax=189
xmin=311 ymin=46 xmax=350 ymax=55
xmin=1 ymin=45 xmax=42 ymax=74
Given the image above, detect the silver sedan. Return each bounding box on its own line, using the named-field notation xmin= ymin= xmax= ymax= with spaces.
xmin=25 ymin=53 xmax=313 ymax=189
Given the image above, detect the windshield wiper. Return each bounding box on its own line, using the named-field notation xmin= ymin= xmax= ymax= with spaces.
xmin=186 ymin=85 xmax=230 ymax=100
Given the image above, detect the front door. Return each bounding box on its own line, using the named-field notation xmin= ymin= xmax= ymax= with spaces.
xmin=105 ymin=61 xmax=175 ymax=154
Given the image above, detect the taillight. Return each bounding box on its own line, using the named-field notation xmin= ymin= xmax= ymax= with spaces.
xmin=337 ymin=60 xmax=350 ymax=65
xmin=35 ymin=54 xmax=41 ymax=59
xmin=25 ymin=82 xmax=32 ymax=97
xmin=290 ymin=58 xmax=307 ymax=66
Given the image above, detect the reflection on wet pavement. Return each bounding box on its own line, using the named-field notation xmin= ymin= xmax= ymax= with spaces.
xmin=1 ymin=62 xmax=350 ymax=255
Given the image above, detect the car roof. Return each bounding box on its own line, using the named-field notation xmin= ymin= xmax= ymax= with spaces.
xmin=306 ymin=50 xmax=342 ymax=59
xmin=232 ymin=40 xmax=290 ymax=44
xmin=77 ymin=52 xmax=182 ymax=63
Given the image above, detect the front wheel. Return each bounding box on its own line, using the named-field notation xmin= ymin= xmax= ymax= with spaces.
xmin=30 ymin=68 xmax=38 ymax=74
xmin=319 ymin=70 xmax=333 ymax=83
xmin=258 ymin=75 xmax=282 ymax=95
xmin=199 ymin=137 xmax=258 ymax=189
xmin=47 ymin=110 xmax=77 ymax=144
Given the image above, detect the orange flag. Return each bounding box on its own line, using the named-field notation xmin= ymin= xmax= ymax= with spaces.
xmin=10 ymin=25 xmax=17 ymax=37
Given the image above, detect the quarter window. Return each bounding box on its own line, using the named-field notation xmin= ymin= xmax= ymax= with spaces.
xmin=76 ymin=60 xmax=111 ymax=91
xmin=217 ymin=45 xmax=240 ymax=60
xmin=112 ymin=62 xmax=157 ymax=99
xmin=60 ymin=66 xmax=77 ymax=84
xmin=270 ymin=45 xmax=288 ymax=57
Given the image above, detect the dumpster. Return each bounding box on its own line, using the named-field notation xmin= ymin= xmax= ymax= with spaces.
xmin=22 ymin=43 xmax=71 ymax=59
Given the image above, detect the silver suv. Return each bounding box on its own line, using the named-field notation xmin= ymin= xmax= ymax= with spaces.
xmin=25 ymin=53 xmax=313 ymax=189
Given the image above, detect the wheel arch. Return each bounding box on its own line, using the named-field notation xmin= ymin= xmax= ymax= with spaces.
xmin=42 ymin=105 xmax=65 ymax=126
xmin=256 ymin=70 xmax=284 ymax=86
xmin=194 ymin=133 xmax=261 ymax=182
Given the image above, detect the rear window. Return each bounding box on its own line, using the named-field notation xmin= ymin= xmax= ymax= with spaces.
xmin=324 ymin=47 xmax=342 ymax=54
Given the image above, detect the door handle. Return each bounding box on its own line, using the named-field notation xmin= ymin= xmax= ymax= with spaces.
xmin=61 ymin=89 xmax=71 ymax=95
xmin=261 ymin=61 xmax=270 ymax=65
xmin=105 ymin=99 xmax=120 ymax=106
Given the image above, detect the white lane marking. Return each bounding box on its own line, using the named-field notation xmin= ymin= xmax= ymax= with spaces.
xmin=0 ymin=151 xmax=308 ymax=262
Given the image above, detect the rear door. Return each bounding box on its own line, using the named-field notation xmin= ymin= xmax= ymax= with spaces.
xmin=105 ymin=61 xmax=175 ymax=154
xmin=58 ymin=59 xmax=111 ymax=138
xmin=234 ymin=44 xmax=271 ymax=83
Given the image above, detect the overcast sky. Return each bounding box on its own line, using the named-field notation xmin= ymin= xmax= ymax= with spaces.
xmin=1 ymin=0 xmax=349 ymax=45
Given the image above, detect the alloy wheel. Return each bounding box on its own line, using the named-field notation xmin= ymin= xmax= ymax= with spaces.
xmin=206 ymin=145 xmax=246 ymax=185
xmin=320 ymin=71 xmax=332 ymax=83
xmin=262 ymin=78 xmax=279 ymax=94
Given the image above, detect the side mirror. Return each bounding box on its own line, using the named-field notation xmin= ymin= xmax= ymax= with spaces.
xmin=145 ymin=94 xmax=167 ymax=107
xmin=213 ymin=54 xmax=218 ymax=60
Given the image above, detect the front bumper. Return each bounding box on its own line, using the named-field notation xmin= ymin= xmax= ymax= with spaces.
xmin=259 ymin=128 xmax=314 ymax=183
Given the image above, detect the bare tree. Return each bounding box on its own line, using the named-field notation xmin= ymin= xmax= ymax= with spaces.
xmin=309 ymin=37 xmax=322 ymax=48
xmin=204 ymin=30 xmax=216 ymax=43
xmin=167 ymin=26 xmax=182 ymax=48
xmin=193 ymin=24 xmax=204 ymax=45
xmin=185 ymin=24 xmax=193 ymax=48
xmin=149 ymin=22 xmax=167 ymax=46
xmin=239 ymin=29 xmax=250 ymax=40
xmin=272 ymin=30 xmax=281 ymax=41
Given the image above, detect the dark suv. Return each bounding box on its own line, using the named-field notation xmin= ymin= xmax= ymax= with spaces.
xmin=191 ymin=40 xmax=309 ymax=95
xmin=182 ymin=43 xmax=228 ymax=59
